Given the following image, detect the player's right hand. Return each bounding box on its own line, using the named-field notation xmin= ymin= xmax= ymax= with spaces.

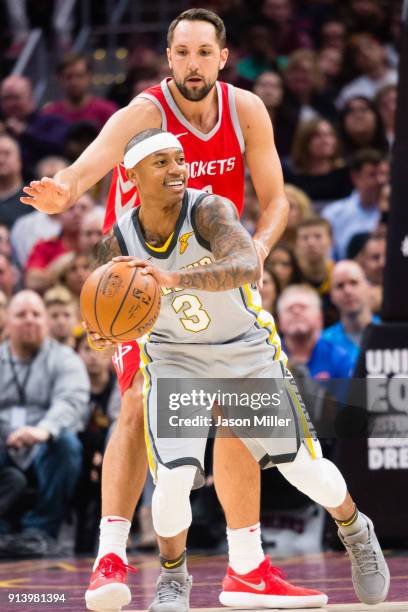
xmin=82 ymin=321 xmax=116 ymax=350
xmin=20 ymin=176 xmax=71 ymax=214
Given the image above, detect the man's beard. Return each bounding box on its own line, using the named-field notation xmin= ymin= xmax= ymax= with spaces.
xmin=20 ymin=337 xmax=42 ymax=355
xmin=288 ymin=325 xmax=312 ymax=340
xmin=173 ymin=77 xmax=216 ymax=102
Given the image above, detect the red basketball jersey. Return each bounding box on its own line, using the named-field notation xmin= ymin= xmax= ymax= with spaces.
xmin=103 ymin=78 xmax=245 ymax=233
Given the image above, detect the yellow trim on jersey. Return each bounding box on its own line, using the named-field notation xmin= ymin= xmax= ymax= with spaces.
xmin=242 ymin=284 xmax=284 ymax=362
xmin=138 ymin=342 xmax=157 ymax=478
xmin=146 ymin=232 xmax=174 ymax=253
xmin=285 ymin=381 xmax=317 ymax=460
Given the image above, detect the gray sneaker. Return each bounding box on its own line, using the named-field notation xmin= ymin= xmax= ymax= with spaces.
xmin=148 ymin=571 xmax=192 ymax=612
xmin=338 ymin=512 xmax=390 ymax=604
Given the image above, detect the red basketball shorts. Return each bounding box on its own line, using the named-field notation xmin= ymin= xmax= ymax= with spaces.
xmin=111 ymin=340 xmax=141 ymax=395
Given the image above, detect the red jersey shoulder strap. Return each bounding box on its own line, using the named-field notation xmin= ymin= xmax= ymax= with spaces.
xmin=220 ymin=81 xmax=245 ymax=154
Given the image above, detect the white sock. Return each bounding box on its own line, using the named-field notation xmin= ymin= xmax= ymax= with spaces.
xmin=227 ymin=522 xmax=264 ymax=574
xmin=93 ymin=516 xmax=131 ymax=570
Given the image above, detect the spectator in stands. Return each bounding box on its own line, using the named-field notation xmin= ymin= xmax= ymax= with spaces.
xmin=317 ymin=46 xmax=343 ymax=98
xmin=322 ymin=149 xmax=389 ymax=260
xmin=376 ymin=84 xmax=397 ymax=151
xmin=283 ymin=118 xmax=352 ymax=207
xmin=0 ymin=290 xmax=89 ymax=555
xmin=0 ymin=290 xmax=7 ymax=341
xmin=260 ymin=0 xmax=313 ymax=57
xmin=282 ymin=49 xmax=337 ymax=126
xmin=0 ymin=223 xmax=12 ymax=259
xmin=260 ymin=260 xmax=280 ymax=317
xmin=62 ymin=123 xmax=110 ymax=203
xmin=355 ymin=234 xmax=386 ymax=314
xmin=347 ymin=0 xmax=388 ymax=40
xmin=132 ymin=69 xmax=162 ymax=98
xmin=55 ymin=252 xmax=91 ymax=300
xmin=318 ymin=19 xmax=346 ymax=52
xmin=78 ymin=208 xmax=105 ymax=254
xmin=386 ymin=0 xmax=402 ymax=68
xmin=339 ymin=96 xmax=388 ymax=159
xmin=253 ymin=71 xmax=297 ymax=157
xmin=266 ymin=243 xmax=303 ymax=289
xmin=10 ymin=156 xmax=66 ymax=269
xmin=0 ymin=254 xmax=18 ymax=298
xmin=323 ymin=260 xmax=379 ymax=369
xmin=0 ymin=134 xmax=28 ymax=228
xmin=337 ymin=33 xmax=397 ymax=108
xmin=236 ymin=24 xmax=277 ymax=83
xmin=25 ymin=193 xmax=94 ymax=293
xmin=63 ymin=121 xmax=100 ymax=163
xmin=295 ymin=217 xmax=336 ymax=326
xmin=43 ymin=53 xmax=118 ymax=130
xmin=241 ymin=176 xmax=259 ymax=235
xmin=75 ymin=332 xmax=120 ymax=553
xmin=376 ymin=182 xmax=390 ymax=239
xmin=277 ymin=284 xmax=354 ymax=380
xmin=108 ymin=67 xmax=160 ymax=108
xmin=0 ymin=76 xmax=68 ymax=177
xmin=280 ymin=184 xmax=312 ymax=248
xmin=44 ymin=286 xmax=77 ymax=348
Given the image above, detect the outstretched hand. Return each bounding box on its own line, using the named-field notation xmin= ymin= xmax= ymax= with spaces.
xmin=20 ymin=177 xmax=71 ymax=214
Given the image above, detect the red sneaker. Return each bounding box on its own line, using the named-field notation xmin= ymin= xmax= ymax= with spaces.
xmin=219 ymin=556 xmax=328 ymax=609
xmin=85 ymin=553 xmax=138 ymax=611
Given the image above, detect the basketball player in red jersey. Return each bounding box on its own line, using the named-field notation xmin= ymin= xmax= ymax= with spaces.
xmin=21 ymin=9 xmax=389 ymax=612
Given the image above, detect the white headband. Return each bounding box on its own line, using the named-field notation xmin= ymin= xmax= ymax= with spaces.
xmin=123 ymin=132 xmax=183 ymax=169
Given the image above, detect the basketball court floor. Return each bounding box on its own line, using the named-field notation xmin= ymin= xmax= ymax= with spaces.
xmin=0 ymin=551 xmax=406 ymax=611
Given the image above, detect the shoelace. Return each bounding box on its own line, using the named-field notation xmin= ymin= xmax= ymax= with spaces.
xmin=346 ymin=539 xmax=379 ymax=575
xmin=99 ymin=557 xmax=138 ymax=578
xmin=157 ymin=580 xmax=187 ymax=602
xmin=265 ymin=557 xmax=286 ymax=581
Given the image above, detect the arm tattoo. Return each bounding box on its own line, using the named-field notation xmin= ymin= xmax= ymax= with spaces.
xmin=90 ymin=231 xmax=122 ymax=269
xmin=177 ymin=196 xmax=260 ymax=291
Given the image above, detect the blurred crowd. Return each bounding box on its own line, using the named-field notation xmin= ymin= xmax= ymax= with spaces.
xmin=0 ymin=0 xmax=400 ymax=557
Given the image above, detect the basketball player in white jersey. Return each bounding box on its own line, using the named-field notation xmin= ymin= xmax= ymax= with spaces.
xmin=84 ymin=129 xmax=389 ymax=612
xmin=21 ymin=10 xmax=389 ymax=612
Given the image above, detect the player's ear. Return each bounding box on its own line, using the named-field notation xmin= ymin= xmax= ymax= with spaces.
xmin=219 ymin=47 xmax=228 ymax=70
xmin=166 ymin=47 xmax=172 ymax=69
xmin=126 ymin=168 xmax=138 ymax=184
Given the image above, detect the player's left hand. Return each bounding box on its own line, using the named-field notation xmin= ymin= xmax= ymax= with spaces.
xmin=7 ymin=426 xmax=50 ymax=448
xmin=113 ymin=255 xmax=180 ymax=288
xmin=81 ymin=320 xmax=116 ymax=350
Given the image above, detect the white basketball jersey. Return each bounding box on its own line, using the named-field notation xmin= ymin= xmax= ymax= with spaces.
xmin=114 ymin=188 xmax=283 ymax=359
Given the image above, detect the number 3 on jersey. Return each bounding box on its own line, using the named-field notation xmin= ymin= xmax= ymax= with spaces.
xmin=172 ymin=294 xmax=211 ymax=332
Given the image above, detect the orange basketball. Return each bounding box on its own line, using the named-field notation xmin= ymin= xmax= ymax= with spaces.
xmin=80 ymin=261 xmax=161 ymax=342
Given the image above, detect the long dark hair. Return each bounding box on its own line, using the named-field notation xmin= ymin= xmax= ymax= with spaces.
xmin=339 ymin=96 xmax=388 ymax=157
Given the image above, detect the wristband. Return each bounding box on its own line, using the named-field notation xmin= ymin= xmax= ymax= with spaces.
xmin=87 ymin=334 xmax=106 ymax=352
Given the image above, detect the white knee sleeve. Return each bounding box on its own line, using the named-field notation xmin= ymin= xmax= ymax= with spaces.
xmin=152 ymin=464 xmax=196 ymax=537
xmin=277 ymin=443 xmax=347 ymax=508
